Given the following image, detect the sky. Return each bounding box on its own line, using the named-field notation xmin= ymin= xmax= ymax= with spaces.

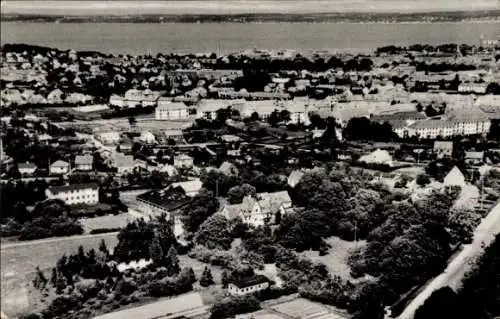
xmin=2 ymin=0 xmax=499 ymax=15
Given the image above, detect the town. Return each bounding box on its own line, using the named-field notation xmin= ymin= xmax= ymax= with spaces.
xmin=1 ymin=40 xmax=500 ymax=319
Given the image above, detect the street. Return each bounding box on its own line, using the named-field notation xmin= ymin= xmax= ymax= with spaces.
xmin=398 ymin=200 xmax=500 ymax=319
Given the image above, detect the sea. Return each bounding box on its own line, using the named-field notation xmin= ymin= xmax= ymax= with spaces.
xmin=1 ymin=21 xmax=499 ymax=55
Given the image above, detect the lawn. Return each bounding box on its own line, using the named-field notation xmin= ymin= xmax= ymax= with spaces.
xmin=1 ymin=233 xmax=119 ymax=317
xmin=298 ymin=236 xmax=366 ymax=281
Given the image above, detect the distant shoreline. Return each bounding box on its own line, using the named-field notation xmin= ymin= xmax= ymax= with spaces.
xmin=2 ymin=10 xmax=500 ymax=24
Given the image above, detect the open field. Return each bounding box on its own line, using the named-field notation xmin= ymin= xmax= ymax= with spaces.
xmin=299 ymin=236 xmax=366 ymax=281
xmin=1 ymin=233 xmax=119 ymax=317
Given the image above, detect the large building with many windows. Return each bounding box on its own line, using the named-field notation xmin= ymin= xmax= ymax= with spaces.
xmin=46 ymin=183 xmax=99 ymax=205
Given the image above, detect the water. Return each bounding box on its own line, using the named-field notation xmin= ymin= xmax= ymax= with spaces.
xmin=1 ymin=22 xmax=499 ymax=55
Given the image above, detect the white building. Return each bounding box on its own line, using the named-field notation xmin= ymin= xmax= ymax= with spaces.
xmin=46 ymin=183 xmax=99 ymax=205
xmin=155 ymin=100 xmax=189 ymax=120
xmin=227 ymin=275 xmax=270 ymax=296
xmin=444 ymin=166 xmax=466 ymax=188
xmin=222 ymin=191 xmax=292 ymax=227
xmin=173 ymin=154 xmax=194 ymax=168
xmin=109 ymin=95 xmax=125 ymax=108
xmin=49 ymin=160 xmax=70 ymax=175
xmin=396 ymin=119 xmax=491 ymax=139
xmin=74 ymin=154 xmax=93 ymax=171
xmin=18 ymin=162 xmax=37 ymax=176
xmin=95 ymin=131 xmax=121 ymax=145
xmin=169 ymin=179 xmax=203 ymax=197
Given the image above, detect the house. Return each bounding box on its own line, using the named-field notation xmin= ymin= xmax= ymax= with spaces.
xmin=287 ymin=170 xmax=305 ymax=188
xmin=174 ymin=154 xmax=194 ymax=168
xmin=136 ymin=187 xmax=190 ymax=237
xmin=222 ymin=191 xmax=292 ymax=227
xmin=434 ymin=141 xmax=454 ymax=158
xmin=219 ymin=161 xmax=239 ymax=176
xmin=227 ymin=275 xmax=270 ymax=296
xmin=114 ymin=154 xmax=136 ymax=174
xmin=49 ymin=160 xmax=70 ymax=175
xmin=443 ymin=166 xmax=466 ymax=188
xmin=18 ymin=162 xmax=37 ymax=176
xmin=155 ymin=100 xmax=189 ymax=120
xmin=74 ymin=154 xmax=93 ymax=171
xmin=95 ymin=131 xmax=121 ymax=145
xmin=359 ymin=149 xmax=393 ymax=166
xmin=465 ymin=151 xmax=484 ymax=165
xmin=46 ymin=183 xmax=99 ymax=205
xmin=139 ymin=131 xmax=156 ymax=144
xmin=169 ymin=179 xmax=203 ymax=197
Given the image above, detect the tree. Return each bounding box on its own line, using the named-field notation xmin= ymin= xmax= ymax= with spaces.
xmin=416 ymin=173 xmax=431 ymax=186
xmin=267 ymin=110 xmax=280 ymax=127
xmin=166 ymin=245 xmax=181 ymax=276
xmin=128 ymin=116 xmax=137 ymax=126
xmin=184 ymin=267 xmax=197 ymax=284
xmin=55 ymin=271 xmax=67 ymax=294
xmin=50 ymin=268 xmax=58 ymax=288
xmin=149 ymin=234 xmax=165 ymax=266
xmin=227 ymin=184 xmax=257 ymax=204
xmin=200 ymin=266 xmax=214 ymax=287
xmin=221 ymin=270 xmax=230 ymax=288
xmin=33 ymin=266 xmax=48 ymax=290
xmin=13 ymin=201 xmax=30 ymax=224
xmin=415 ymin=287 xmax=460 ymax=319
xmin=98 ymin=239 xmax=109 ymax=256
xmin=447 ymin=209 xmax=481 ymax=244
xmin=181 ymin=188 xmax=220 ymax=233
xmin=195 ymin=214 xmax=233 ymax=250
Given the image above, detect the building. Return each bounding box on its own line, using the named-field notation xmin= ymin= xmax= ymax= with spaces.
xmin=443 ymin=166 xmax=466 ymax=188
xmin=155 ymin=100 xmax=189 ymax=120
xmin=114 ymin=154 xmax=136 ymax=174
xmin=95 ymin=131 xmax=121 ymax=145
xmin=109 ymin=95 xmax=125 ymax=108
xmin=227 ymin=275 xmax=270 ymax=296
xmin=46 ymin=183 xmax=99 ymax=205
xmin=174 ymin=154 xmax=194 ymax=168
xmin=434 ymin=141 xmax=453 ymax=158
xmin=397 ymin=119 xmax=491 ymax=139
xmin=465 ymin=151 xmax=484 ymax=165
xmin=222 ymin=191 xmax=292 ymax=227
xmin=458 ymin=83 xmax=488 ymax=94
xmin=136 ymin=188 xmax=190 ymax=237
xmin=74 ymin=154 xmax=93 ymax=171
xmin=18 ymin=162 xmax=37 ymax=175
xmin=169 ymin=179 xmax=203 ymax=197
xmin=49 ymin=160 xmax=70 ymax=175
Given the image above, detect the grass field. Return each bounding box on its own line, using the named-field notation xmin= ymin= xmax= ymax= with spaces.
xmin=299 ymin=236 xmax=366 ymax=281
xmin=1 ymin=233 xmax=119 ymax=317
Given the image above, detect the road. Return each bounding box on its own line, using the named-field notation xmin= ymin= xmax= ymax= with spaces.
xmin=398 ymin=200 xmax=500 ymax=319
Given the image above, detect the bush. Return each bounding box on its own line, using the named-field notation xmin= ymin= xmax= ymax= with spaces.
xmin=210 ymin=295 xmax=261 ymax=319
xmin=89 ymin=228 xmax=122 ymax=234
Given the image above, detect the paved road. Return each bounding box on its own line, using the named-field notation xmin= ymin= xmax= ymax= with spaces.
xmin=1 ymin=232 xmax=119 ymax=249
xmin=398 ymin=201 xmax=500 ymax=319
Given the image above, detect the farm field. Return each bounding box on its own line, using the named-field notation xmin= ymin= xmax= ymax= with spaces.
xmin=1 ymin=233 xmax=119 ymax=317
xmin=268 ymin=298 xmax=349 ymax=319
xmin=299 ymin=236 xmax=366 ymax=281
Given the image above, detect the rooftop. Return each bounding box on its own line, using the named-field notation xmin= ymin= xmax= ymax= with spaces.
xmin=48 ymin=183 xmax=99 ymax=194
xmin=230 ymin=274 xmax=269 ymax=289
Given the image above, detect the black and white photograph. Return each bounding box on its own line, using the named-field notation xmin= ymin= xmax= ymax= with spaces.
xmin=0 ymin=1 xmax=499 ymax=318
